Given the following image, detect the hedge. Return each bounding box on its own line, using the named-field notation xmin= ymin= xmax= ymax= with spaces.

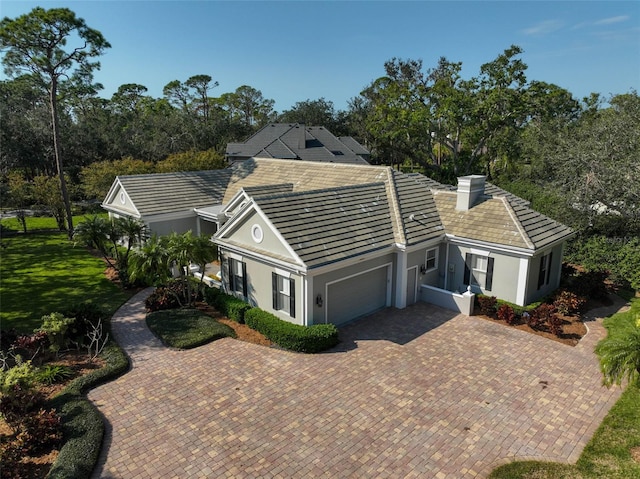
xmin=46 ymin=341 xmax=129 ymax=479
xmin=476 ymin=294 xmax=541 ymax=317
xmin=203 ymin=288 xmax=251 ymax=323
xmin=244 ymin=308 xmax=339 ymax=353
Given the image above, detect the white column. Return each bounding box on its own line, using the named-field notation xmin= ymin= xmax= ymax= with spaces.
xmin=395 ymin=250 xmax=408 ymax=309
xmin=516 ymin=257 xmax=530 ymax=306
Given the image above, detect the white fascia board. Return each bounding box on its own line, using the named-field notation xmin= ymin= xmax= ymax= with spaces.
xmin=446 ymin=235 xmax=535 ymax=257
xmin=402 ymin=235 xmax=447 ymax=254
xmin=220 ymin=189 xmax=250 ymax=216
xmin=251 ymin=203 xmax=306 ymax=266
xmin=306 ymin=245 xmax=396 ymax=276
xmin=101 ymin=203 xmax=142 ymax=219
xmin=101 ymin=179 xmax=142 ymax=218
xmin=217 ymin=243 xmax=307 ymax=275
xmin=215 ymin=200 xmax=306 ymax=269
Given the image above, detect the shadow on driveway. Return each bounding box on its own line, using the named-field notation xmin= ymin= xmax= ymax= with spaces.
xmin=331 ymin=302 xmax=460 ymax=351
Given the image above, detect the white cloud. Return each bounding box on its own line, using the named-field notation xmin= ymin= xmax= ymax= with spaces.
xmin=594 ymin=15 xmax=630 ymax=26
xmin=522 ymin=20 xmax=564 ymax=36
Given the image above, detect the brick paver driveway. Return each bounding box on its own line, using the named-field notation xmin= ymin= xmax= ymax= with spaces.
xmin=89 ymin=289 xmax=624 ymax=478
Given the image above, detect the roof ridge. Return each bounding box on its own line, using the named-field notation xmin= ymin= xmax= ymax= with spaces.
xmin=386 ymin=169 xmax=407 ymax=245
xmin=500 ymin=196 xmax=535 ymax=250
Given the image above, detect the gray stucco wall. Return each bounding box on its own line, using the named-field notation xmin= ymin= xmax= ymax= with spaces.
xmin=447 ymin=244 xmax=521 ymax=304
xmin=525 ymin=243 xmax=564 ymax=305
xmin=230 ymin=211 xmax=296 ymax=261
xmin=219 ymin=249 xmax=303 ymax=325
xmin=148 ymin=216 xmax=198 ymax=236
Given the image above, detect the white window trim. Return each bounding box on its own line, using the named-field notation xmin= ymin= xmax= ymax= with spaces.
xmin=425 ymin=247 xmax=438 ymax=272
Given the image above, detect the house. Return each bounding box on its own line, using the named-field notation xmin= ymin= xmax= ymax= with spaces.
xmin=225 ymin=123 xmax=370 ymax=164
xmin=102 ymin=158 xmax=575 ymax=325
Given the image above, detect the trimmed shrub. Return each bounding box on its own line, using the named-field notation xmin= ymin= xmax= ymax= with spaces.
xmin=531 ymin=303 xmax=558 ymax=333
xmin=203 ymin=288 xmax=251 ymax=323
xmin=476 ymin=295 xmax=498 ymax=317
xmin=245 ymin=309 xmax=339 ymax=353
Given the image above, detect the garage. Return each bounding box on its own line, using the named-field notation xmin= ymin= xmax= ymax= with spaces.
xmin=326 ymin=265 xmax=391 ymax=325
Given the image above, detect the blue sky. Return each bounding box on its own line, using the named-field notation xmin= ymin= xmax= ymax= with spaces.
xmin=1 ymin=1 xmax=638 ymax=112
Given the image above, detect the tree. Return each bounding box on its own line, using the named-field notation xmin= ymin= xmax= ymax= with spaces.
xmin=155 ymin=149 xmax=225 ymax=173
xmin=80 ymin=157 xmax=154 ymax=200
xmin=32 ymin=174 xmax=67 ymax=230
xmin=279 ymin=98 xmax=346 ymax=133
xmin=0 ymin=7 xmax=110 ymax=239
xmin=6 ymin=171 xmax=33 ymax=233
xmin=128 ymin=231 xmax=217 ymax=306
xmin=74 ymin=215 xmax=149 ymax=277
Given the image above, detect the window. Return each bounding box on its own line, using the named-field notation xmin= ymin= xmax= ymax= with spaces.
xmin=464 ymin=253 xmax=494 ymax=291
xmin=537 ymin=252 xmax=553 ymax=289
xmin=228 ymin=258 xmax=247 ymax=297
xmin=272 ymin=273 xmax=295 ymax=318
xmin=425 ymin=248 xmax=438 ymax=271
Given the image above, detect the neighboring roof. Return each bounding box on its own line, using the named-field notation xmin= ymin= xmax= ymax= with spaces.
xmin=225 ymin=123 xmax=369 ymax=164
xmin=251 ymin=183 xmax=395 ymax=268
xmin=103 ymin=170 xmax=231 ymax=217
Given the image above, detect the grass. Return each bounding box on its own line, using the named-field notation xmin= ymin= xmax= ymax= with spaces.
xmin=489 ymin=298 xmax=640 ymax=479
xmin=0 ymin=231 xmax=130 ymax=332
xmin=146 ymin=308 xmax=236 ymax=349
xmin=1 ymin=213 xmax=107 ymax=233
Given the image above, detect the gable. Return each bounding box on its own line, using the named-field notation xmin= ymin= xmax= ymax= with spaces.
xmin=102 ymin=180 xmax=141 ymax=217
xmin=215 ymin=205 xmax=303 ymax=267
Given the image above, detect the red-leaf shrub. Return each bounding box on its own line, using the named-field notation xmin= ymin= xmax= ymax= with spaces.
xmin=477 ymin=295 xmax=498 ymax=317
xmin=497 ymin=304 xmax=517 ymax=325
xmin=547 ymin=313 xmax=564 ymax=337
xmin=553 ymin=290 xmax=587 ymax=315
xmin=15 ymin=408 xmax=63 ymax=455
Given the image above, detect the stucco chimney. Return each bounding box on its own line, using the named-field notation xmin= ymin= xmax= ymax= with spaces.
xmin=456 ymin=175 xmax=486 ymax=211
xmin=296 ymin=124 xmax=306 ymax=149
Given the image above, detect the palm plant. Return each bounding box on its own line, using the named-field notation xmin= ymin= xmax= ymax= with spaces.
xmin=127 ymin=235 xmax=171 ymax=286
xmin=595 ymin=318 xmax=640 ymax=387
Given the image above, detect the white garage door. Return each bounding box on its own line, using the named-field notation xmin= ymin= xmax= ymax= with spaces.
xmin=326 ymin=265 xmax=390 ymax=325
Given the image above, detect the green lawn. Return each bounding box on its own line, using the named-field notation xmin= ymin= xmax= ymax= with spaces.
xmin=489 ymin=297 xmax=640 ymax=479
xmin=0 ymin=228 xmax=130 ymax=333
xmin=146 ymin=308 xmax=236 ymax=349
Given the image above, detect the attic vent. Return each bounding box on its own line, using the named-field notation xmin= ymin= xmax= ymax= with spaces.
xmin=332 ymin=151 xmax=344 ymax=155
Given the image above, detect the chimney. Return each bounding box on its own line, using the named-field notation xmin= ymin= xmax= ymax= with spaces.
xmin=456 ymin=175 xmax=486 ymax=211
xmin=296 ymin=123 xmax=306 ymax=149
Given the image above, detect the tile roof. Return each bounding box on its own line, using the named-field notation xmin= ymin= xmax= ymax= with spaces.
xmin=252 ymin=183 xmax=395 ymax=268
xmin=225 ymin=123 xmax=369 ymax=164
xmin=109 ymin=170 xmax=231 ymax=216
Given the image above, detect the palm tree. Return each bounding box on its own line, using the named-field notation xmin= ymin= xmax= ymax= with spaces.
xmin=128 ymin=235 xmax=171 ymax=286
xmin=74 ymin=215 xmax=114 ymax=268
xmin=595 ymin=321 xmax=640 ymax=387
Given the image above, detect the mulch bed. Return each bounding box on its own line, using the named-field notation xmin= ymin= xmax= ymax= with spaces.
xmin=475 ymin=307 xmax=592 ymax=346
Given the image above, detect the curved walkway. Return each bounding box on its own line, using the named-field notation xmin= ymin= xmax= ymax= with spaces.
xmin=89 ymin=291 xmax=627 ymax=478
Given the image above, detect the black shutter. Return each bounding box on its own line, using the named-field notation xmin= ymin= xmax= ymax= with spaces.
xmin=485 ymin=257 xmax=495 ymax=291
xmin=272 ymin=273 xmax=278 ymax=310
xmin=241 ymin=262 xmax=247 ymax=297
xmin=289 ymin=278 xmax=296 ymax=318
xmin=537 ymin=255 xmax=545 ymax=289
xmin=547 ymin=252 xmax=553 ymax=285
xmin=463 ymin=253 xmax=471 ymax=285
xmin=228 ymin=257 xmax=234 ymax=292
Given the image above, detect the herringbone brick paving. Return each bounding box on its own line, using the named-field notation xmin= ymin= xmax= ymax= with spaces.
xmin=89 ymin=289 xmax=626 ymax=478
